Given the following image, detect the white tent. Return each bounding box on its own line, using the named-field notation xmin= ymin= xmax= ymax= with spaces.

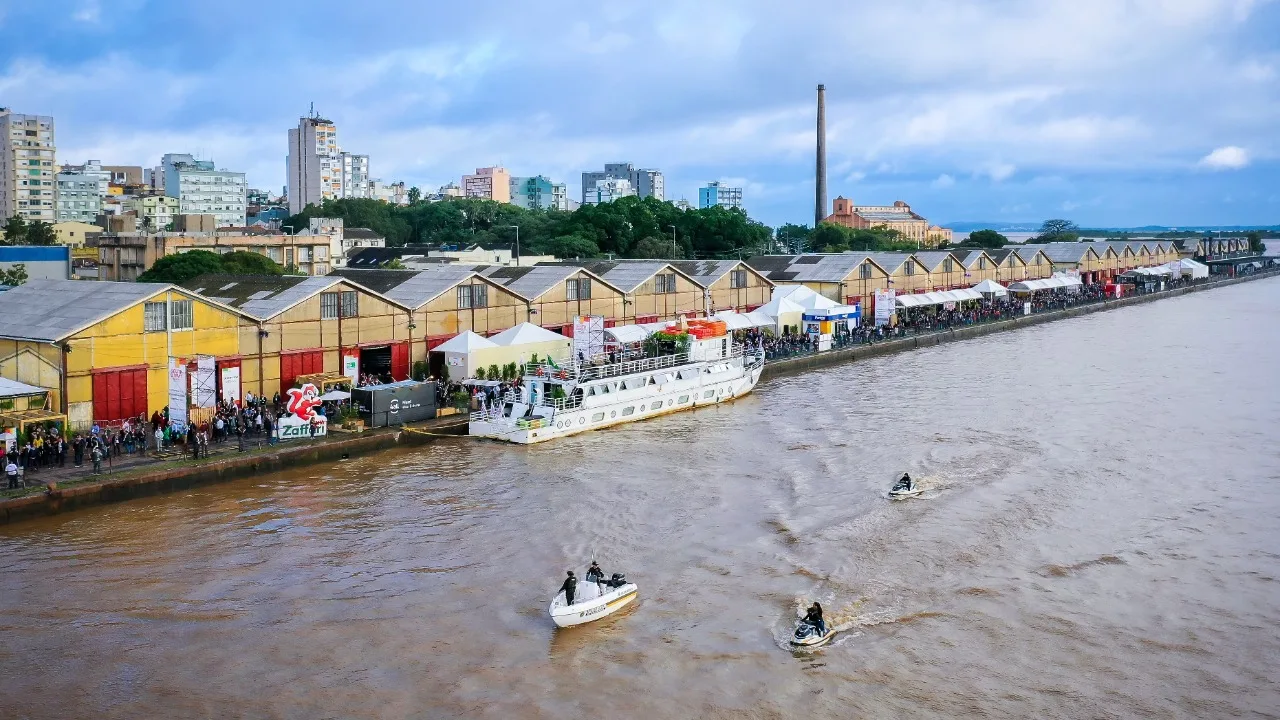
xmin=1179 ymin=258 xmax=1209 ymax=279
xmin=774 ymin=284 xmax=840 ymax=311
xmin=757 ymin=295 xmax=806 ymax=332
xmin=605 ymin=325 xmax=653 ymax=344
xmin=433 ymin=331 xmax=499 ymax=379
xmin=745 ymin=310 xmax=777 ymax=330
xmin=1009 ymin=276 xmax=1083 ymax=292
xmin=971 ymin=279 xmax=1008 ymax=297
xmin=488 ymin=322 xmax=567 ymax=346
xmin=715 ymin=311 xmax=776 ymax=330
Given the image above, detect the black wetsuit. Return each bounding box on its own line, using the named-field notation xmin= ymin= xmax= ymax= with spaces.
xmin=805 ymin=607 xmax=826 ymax=634
xmin=560 ymin=576 xmax=577 ymax=605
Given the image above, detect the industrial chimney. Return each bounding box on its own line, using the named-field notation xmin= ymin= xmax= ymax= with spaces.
xmin=815 ymin=84 xmax=827 ymax=228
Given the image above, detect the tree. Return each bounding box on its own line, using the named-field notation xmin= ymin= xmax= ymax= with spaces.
xmin=408 ymin=186 xmax=422 ymax=204
xmin=808 ymin=223 xmax=852 ymax=253
xmin=1247 ymin=231 xmax=1265 ymax=253
xmin=1036 ymin=219 xmax=1080 ymax=242
xmin=2 ymin=215 xmax=27 ymax=245
xmin=629 ymin=235 xmax=679 ymax=259
xmin=543 ymin=232 xmax=600 ymax=260
xmin=383 ymin=258 xmax=407 ymax=269
xmin=23 ymin=220 xmax=57 ymax=246
xmin=219 ymin=251 xmax=284 ymax=275
xmin=0 ymin=263 xmax=29 ymax=286
xmin=137 ymin=250 xmax=227 ymax=284
xmin=775 ymin=223 xmax=811 ymax=253
xmin=962 ymin=229 xmax=1009 ymax=248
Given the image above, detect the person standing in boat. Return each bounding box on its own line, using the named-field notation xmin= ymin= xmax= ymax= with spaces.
xmin=560 ymin=571 xmax=577 ymax=605
xmin=585 ymin=561 xmax=604 ymax=584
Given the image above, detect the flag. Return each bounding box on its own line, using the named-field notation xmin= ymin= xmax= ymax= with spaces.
xmin=546 ymin=356 xmax=559 ymax=370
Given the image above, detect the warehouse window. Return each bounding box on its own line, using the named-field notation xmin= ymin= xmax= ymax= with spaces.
xmin=860 ymin=263 xmax=873 ymax=280
xmin=458 ymin=284 xmax=488 ymax=309
xmin=170 ymin=299 xmax=194 ymax=330
xmin=655 ymin=273 xmax=676 ymax=293
xmin=566 ymin=278 xmax=591 ymax=300
xmin=321 ymin=292 xmax=340 ymax=319
xmin=144 ymin=301 xmax=167 ymax=332
xmin=340 ymin=291 xmax=358 ymax=317
xmin=943 ymin=257 xmax=954 ymax=272
xmin=730 ymin=269 xmax=747 ymax=288
xmin=978 ymin=257 xmax=987 ymax=270
xmin=904 ymin=262 xmax=914 ymax=276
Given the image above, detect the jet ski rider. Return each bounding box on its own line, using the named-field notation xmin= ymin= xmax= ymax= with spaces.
xmin=805 ymin=602 xmax=827 ymax=635
xmin=896 ymin=473 xmax=913 ymax=491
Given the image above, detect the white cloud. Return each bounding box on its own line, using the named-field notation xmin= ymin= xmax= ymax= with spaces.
xmin=72 ymin=0 xmax=101 ymax=23
xmin=982 ymin=163 xmax=1016 ymax=182
xmin=845 ymin=171 xmax=866 ymax=183
xmin=931 ymin=173 xmax=955 ymax=188
xmin=1198 ymin=145 xmax=1250 ymax=170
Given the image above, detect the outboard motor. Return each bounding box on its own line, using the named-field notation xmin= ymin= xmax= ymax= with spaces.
xmin=608 ymin=573 xmax=626 ymax=588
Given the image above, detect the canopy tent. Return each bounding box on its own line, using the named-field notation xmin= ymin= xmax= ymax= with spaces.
xmin=1008 ymin=276 xmax=1083 ymax=293
xmin=604 ymin=324 xmax=652 ymax=344
xmin=0 ymin=377 xmax=49 ymax=399
xmin=714 ymin=311 xmax=780 ymax=330
xmin=971 ymin=279 xmax=1008 ymax=297
xmin=895 ymin=288 xmax=985 ymax=308
xmin=318 ymin=389 xmax=351 ymax=401
xmin=744 ymin=310 xmax=776 ymax=329
xmin=756 ymin=294 xmax=806 ymax=332
xmin=432 ymin=331 xmax=499 ymax=380
xmin=488 ymin=322 xmax=567 ymax=347
xmin=1179 ymin=258 xmax=1209 ymax=279
xmin=773 ymin=284 xmax=841 ymax=311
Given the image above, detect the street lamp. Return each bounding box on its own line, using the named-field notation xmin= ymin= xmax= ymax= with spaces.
xmin=505 ymin=225 xmax=519 ymax=265
xmin=667 ymin=225 xmax=677 ymax=259
xmin=281 ymin=224 xmax=296 ymax=272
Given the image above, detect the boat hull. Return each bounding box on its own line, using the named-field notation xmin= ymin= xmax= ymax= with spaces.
xmin=470 ymin=361 xmax=763 ymax=445
xmin=549 ymin=584 xmax=639 ymax=628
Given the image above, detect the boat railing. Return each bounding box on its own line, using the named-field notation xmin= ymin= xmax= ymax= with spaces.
xmin=522 ymin=342 xmax=748 ymax=384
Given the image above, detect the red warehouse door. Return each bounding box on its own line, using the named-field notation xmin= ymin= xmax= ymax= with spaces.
xmin=280 ymin=350 xmax=324 ymax=392
xmin=92 ymin=367 xmax=148 ymax=423
xmin=390 ymin=341 xmax=410 ymax=381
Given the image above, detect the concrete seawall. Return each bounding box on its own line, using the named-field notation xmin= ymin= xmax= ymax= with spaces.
xmin=2 ymin=271 xmax=1275 ymax=525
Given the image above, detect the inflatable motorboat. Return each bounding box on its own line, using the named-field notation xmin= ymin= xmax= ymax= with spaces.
xmin=549 ymin=573 xmax=638 ymax=628
xmin=791 ymin=620 xmax=835 ymax=648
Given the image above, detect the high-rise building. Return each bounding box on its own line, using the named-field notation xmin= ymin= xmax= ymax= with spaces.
xmin=0 ymin=108 xmax=57 ymax=223
xmin=580 ymin=163 xmax=663 ymax=204
xmin=160 ymin=153 xmax=247 ymax=227
xmin=509 ymin=175 xmax=568 ymax=211
xmin=582 ymin=177 xmax=636 ymax=205
xmin=56 ymin=160 xmax=109 ymax=222
xmin=286 ymin=114 xmax=375 ymax=215
xmin=698 ymin=181 xmax=743 ymax=211
xmin=462 ymin=166 xmax=512 ymax=203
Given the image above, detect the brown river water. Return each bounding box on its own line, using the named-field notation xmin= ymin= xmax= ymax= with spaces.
xmin=3 ymin=278 xmax=1279 ymax=719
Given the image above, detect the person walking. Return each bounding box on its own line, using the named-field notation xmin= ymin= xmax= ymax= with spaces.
xmin=5 ymin=458 xmax=18 ymax=489
xmin=90 ymin=443 xmax=103 ymax=474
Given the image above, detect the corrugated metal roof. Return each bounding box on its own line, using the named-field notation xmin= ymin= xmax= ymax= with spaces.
xmin=863 ymin=252 xmax=913 ymax=274
xmin=330 ymin=267 xmax=503 ymax=307
xmin=543 ymin=260 xmax=679 ymax=292
xmin=0 ymin=279 xmax=171 ymax=342
xmin=745 ymin=254 xmax=869 ymax=282
xmin=476 ymin=264 xmax=576 ymax=299
xmin=911 ymin=251 xmax=955 ymax=270
xmin=182 ymin=274 xmax=346 ymax=320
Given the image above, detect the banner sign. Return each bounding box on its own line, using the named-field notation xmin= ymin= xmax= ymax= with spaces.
xmin=572 ymin=315 xmax=605 ymax=362
xmin=220 ymin=366 xmax=241 ymax=405
xmin=873 ymin=289 xmax=896 ymax=327
xmin=168 ymin=358 xmax=188 ymax=429
xmin=1023 ymin=302 xmax=1032 ymax=316
xmin=194 ymin=355 xmax=217 ymax=408
xmin=343 ymin=354 xmax=359 ymax=382
xmin=276 ymin=383 xmax=327 ymax=441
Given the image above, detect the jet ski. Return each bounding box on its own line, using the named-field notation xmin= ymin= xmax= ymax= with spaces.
xmin=889 ymin=475 xmax=923 ymax=499
xmin=791 ymin=620 xmax=835 ymax=648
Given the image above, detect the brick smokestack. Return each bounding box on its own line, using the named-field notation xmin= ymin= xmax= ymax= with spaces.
xmin=815 ymin=84 xmax=827 ymax=229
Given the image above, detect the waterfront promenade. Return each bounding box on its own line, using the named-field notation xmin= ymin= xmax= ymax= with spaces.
xmin=1 ymin=269 xmax=1275 ymax=524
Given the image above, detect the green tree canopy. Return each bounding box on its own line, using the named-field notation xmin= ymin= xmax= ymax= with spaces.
xmin=1036 ymin=219 xmax=1080 ymax=242
xmin=24 ymin=221 xmax=57 ymax=246
xmin=219 ymin=250 xmax=284 ymax=275
xmin=1247 ymin=231 xmax=1265 ymax=253
xmin=2 ymin=215 xmax=28 ymax=245
xmin=962 ymin=229 xmax=1009 ymax=248
xmin=137 ymin=249 xmax=285 ymax=284
xmin=775 ymin=223 xmax=811 ymax=253
xmin=0 ymin=263 xmax=29 ymax=286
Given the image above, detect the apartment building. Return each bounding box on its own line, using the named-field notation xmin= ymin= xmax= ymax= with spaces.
xmin=580 ymin=163 xmax=663 ymax=204
xmin=159 ymin=153 xmax=247 ymax=227
xmin=286 ymin=115 xmax=374 ymax=214
xmin=462 ymin=166 xmax=512 ymax=203
xmin=55 ymin=160 xmax=109 ymax=223
xmin=0 ymin=109 xmax=57 ymax=222
xmin=698 ymin=181 xmax=743 ymax=210
xmin=93 ymin=229 xmax=336 ymax=281
xmin=509 ymin=175 xmax=568 ymax=210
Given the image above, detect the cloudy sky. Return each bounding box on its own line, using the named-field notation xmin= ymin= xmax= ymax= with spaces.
xmin=2 ymin=0 xmax=1277 ymax=227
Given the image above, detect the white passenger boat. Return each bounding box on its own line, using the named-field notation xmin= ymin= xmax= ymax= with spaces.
xmin=549 ymin=578 xmax=639 ymax=628
xmin=469 ymin=321 xmax=765 ymax=444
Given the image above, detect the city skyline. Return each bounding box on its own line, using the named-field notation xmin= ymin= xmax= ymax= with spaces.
xmin=1 ymin=1 xmax=1277 ymax=227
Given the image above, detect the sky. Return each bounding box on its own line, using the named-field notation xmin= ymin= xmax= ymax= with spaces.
xmin=1 ymin=0 xmax=1278 ymax=228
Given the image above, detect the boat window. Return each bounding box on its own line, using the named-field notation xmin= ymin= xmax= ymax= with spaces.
xmin=703 ymin=390 xmax=714 ymax=398
xmin=651 ymin=402 xmax=662 ymax=410
xmin=622 ymin=406 xmax=635 ymax=416
xmin=592 ymin=412 xmax=605 ymax=422
xmin=678 ymin=395 xmax=689 ymax=403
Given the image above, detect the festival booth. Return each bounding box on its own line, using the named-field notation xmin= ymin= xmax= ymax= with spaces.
xmin=1179 ymin=258 xmax=1210 ymax=279
xmin=971 ymin=279 xmax=1008 ymax=298
xmin=430 ymin=330 xmax=499 ymax=380
xmin=1007 ymin=275 xmax=1084 ymax=295
xmin=0 ymin=378 xmax=64 ymax=452
xmin=801 ymin=305 xmax=862 ymax=351
xmin=351 ymin=379 xmax=437 ymax=427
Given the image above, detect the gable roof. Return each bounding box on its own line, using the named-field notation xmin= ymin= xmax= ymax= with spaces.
xmin=668 ymin=260 xmax=774 ymax=288
xmin=984 ymin=247 xmax=1024 ymax=264
xmin=330 ymin=267 xmax=521 ymax=308
xmin=946 ymin=248 xmax=995 ymax=267
xmin=911 ymin=251 xmax=958 ymax=271
xmin=863 ymin=252 xmax=916 ymax=275
xmin=746 ymin=254 xmax=883 ymax=283
xmin=343 ymin=227 xmax=384 ymax=241
xmin=182 ymin=273 xmax=403 ymax=320
xmin=434 ymin=330 xmax=497 ymax=353
xmin=0 ymin=279 xmax=232 ymax=343
xmin=488 ymin=322 xmax=567 ymax=346
xmin=1015 ymin=243 xmax=1096 ymax=263
xmin=543 ymin=260 xmax=702 ymax=293
xmin=464 ymin=263 xmax=623 ymax=300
